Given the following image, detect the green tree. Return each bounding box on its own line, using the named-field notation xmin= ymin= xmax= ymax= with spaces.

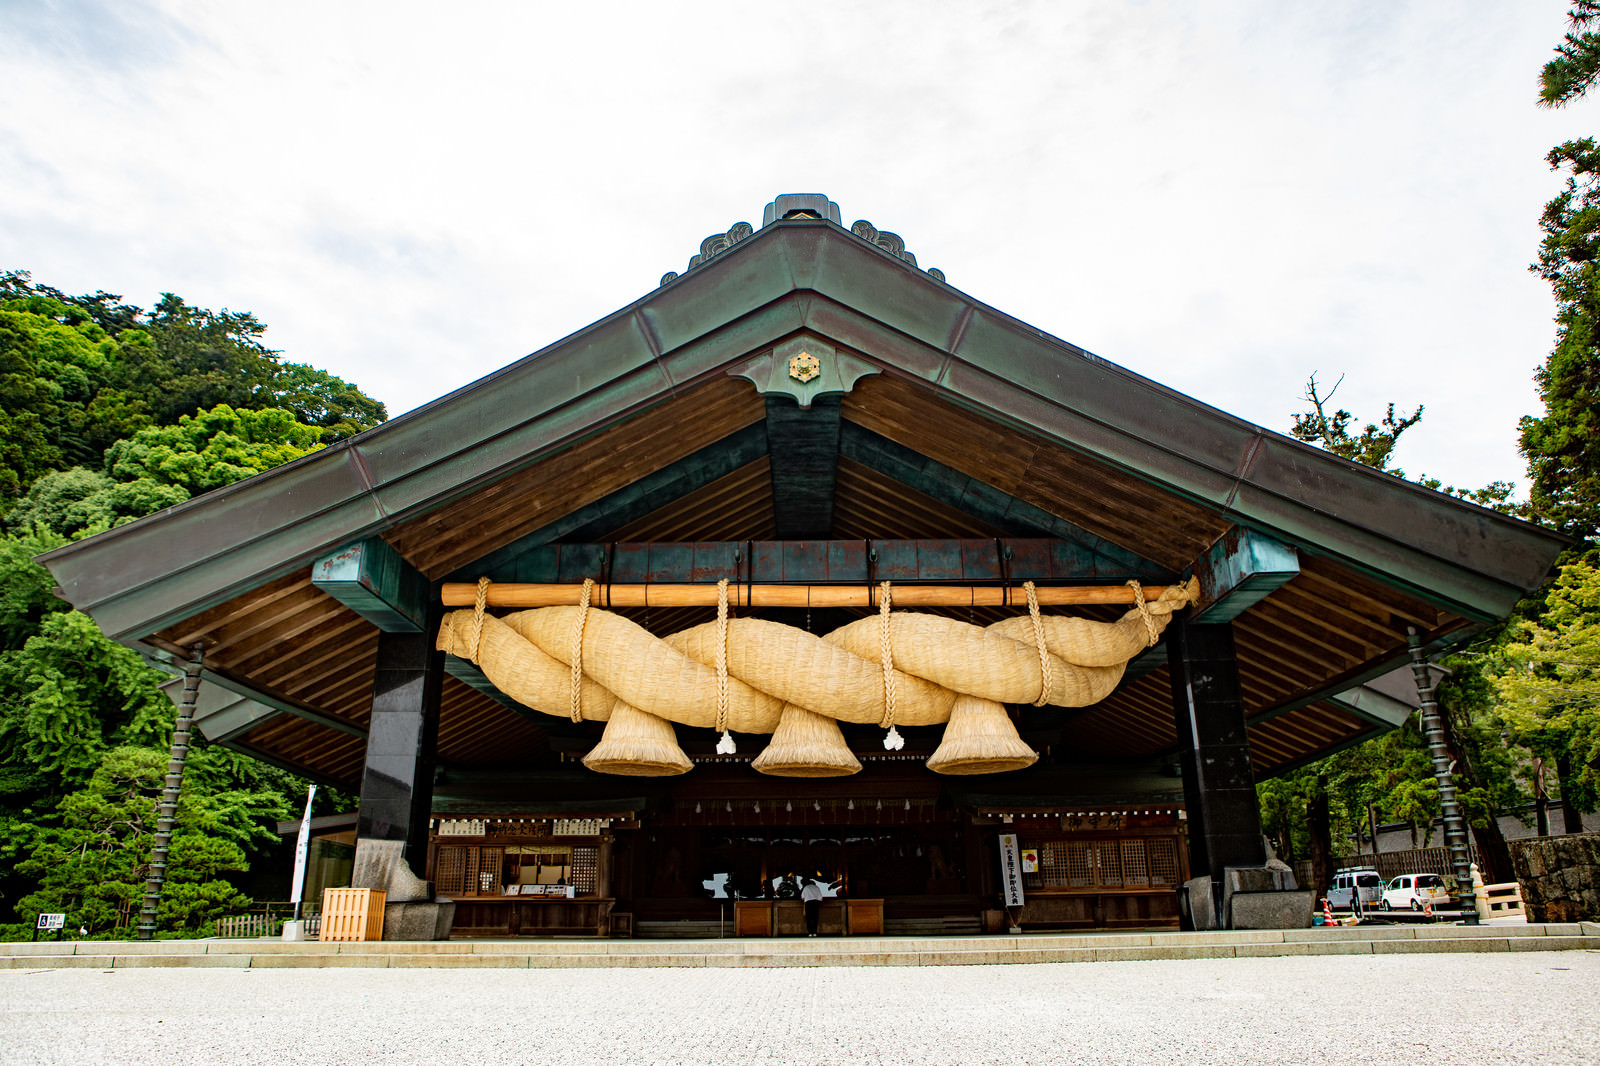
xmin=118 ymin=294 xmax=281 ymax=426
xmin=7 ymin=404 xmax=323 ymax=539
xmin=1541 ymin=2 xmax=1600 ymax=108
xmin=1523 ymin=136 xmax=1600 ymax=542
xmin=272 ymin=363 xmax=389 ymax=444
xmin=1491 ymin=558 xmax=1600 ymax=821
xmin=0 ymin=272 xmax=379 ymax=937
xmin=7 ymin=746 xmax=289 ymax=936
xmin=106 ymin=403 xmax=321 ymax=494
xmin=0 ymin=611 xmax=173 ymax=789
xmin=1290 ymin=373 xmax=1422 ymax=474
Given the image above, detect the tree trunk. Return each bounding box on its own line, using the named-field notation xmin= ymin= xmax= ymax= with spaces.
xmin=1275 ymin=808 xmax=1294 ymax=864
xmin=1308 ymin=776 xmax=1333 ymax=904
xmin=1556 ymin=752 xmax=1585 ymax=835
xmin=1470 ymin=818 xmax=1516 ymax=886
xmin=1367 ymin=804 xmax=1382 ymax=857
xmin=1535 ymin=759 xmax=1550 ymax=836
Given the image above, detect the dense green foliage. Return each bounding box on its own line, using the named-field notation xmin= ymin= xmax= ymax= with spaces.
xmin=1491 ymin=558 xmax=1600 ymax=809
xmin=1523 ymin=137 xmax=1600 ymax=542
xmin=0 ymin=273 xmax=380 ymax=938
xmin=1540 ymin=2 xmax=1600 ymax=109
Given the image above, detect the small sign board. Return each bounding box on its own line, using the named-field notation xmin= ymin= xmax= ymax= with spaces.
xmin=997 ymin=834 xmax=1025 ymax=907
xmin=36 ymin=913 xmax=65 ymax=931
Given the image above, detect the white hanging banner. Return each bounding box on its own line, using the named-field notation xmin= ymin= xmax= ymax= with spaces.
xmin=289 ymin=784 xmax=317 ymax=905
xmin=998 ymin=832 xmax=1025 ymax=907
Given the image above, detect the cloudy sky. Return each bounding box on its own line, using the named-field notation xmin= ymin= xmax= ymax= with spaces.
xmin=3 ymin=1 xmax=1595 ymax=495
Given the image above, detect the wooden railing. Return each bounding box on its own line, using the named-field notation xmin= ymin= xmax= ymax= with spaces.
xmin=215 ymin=914 xmax=284 ymax=938
xmin=1476 ymin=879 xmax=1525 ymax=920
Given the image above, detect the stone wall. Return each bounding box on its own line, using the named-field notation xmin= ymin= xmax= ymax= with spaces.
xmin=1508 ymin=833 xmax=1600 ymax=922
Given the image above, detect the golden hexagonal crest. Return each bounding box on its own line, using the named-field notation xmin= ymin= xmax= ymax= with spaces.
xmin=788 ymin=351 xmax=821 ymax=384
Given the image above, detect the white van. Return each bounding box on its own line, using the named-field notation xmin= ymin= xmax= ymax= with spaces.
xmin=1381 ymin=873 xmax=1451 ymax=911
xmin=1326 ymin=868 xmax=1384 ymax=909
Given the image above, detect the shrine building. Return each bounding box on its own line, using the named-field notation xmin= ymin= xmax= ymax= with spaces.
xmin=39 ymin=194 xmax=1565 ymax=939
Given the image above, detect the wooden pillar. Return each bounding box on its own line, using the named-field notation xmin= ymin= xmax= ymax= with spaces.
xmin=1168 ymin=620 xmax=1266 ymax=926
xmin=355 ymin=613 xmax=443 ymax=880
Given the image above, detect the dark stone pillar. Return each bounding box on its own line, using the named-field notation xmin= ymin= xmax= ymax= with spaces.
xmin=1169 ymin=620 xmax=1266 ymax=926
xmin=356 ymin=619 xmax=443 ymax=881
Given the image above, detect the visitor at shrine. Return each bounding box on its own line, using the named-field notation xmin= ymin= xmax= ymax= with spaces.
xmin=801 ymin=876 xmax=825 ymax=935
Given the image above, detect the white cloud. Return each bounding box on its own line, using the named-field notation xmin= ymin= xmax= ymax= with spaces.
xmin=1 ymin=0 xmax=1592 ymax=493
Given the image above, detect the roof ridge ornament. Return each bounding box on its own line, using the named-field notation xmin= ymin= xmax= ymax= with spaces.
xmin=850 ymin=219 xmax=945 ymax=282
xmin=660 ymin=220 xmax=753 ymax=287
xmin=659 ymin=195 xmax=944 ymax=286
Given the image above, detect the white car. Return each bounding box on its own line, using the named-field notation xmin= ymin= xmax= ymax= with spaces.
xmin=1381 ymin=873 xmax=1451 ymax=911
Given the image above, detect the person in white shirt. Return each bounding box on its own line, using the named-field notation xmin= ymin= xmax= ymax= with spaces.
xmin=800 ymin=876 xmax=825 ymax=935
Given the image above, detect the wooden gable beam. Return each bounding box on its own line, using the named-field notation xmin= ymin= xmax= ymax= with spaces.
xmin=449 ymin=422 xmax=769 ymax=582
xmin=311 ymin=537 xmax=429 ymax=634
xmin=838 ymin=422 xmax=1165 ymax=577
xmin=765 ymin=395 xmax=841 ymax=538
xmin=1123 ymin=527 xmax=1300 ymax=681
xmin=445 ymin=537 xmax=1174 ymax=590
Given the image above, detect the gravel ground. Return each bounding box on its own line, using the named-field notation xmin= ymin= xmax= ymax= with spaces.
xmin=2 ymin=952 xmax=1596 ymax=1066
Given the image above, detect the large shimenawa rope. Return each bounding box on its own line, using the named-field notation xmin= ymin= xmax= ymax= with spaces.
xmin=437 ymin=577 xmax=1199 ymax=739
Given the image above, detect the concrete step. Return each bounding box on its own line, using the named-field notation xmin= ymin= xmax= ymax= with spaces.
xmin=4 ymin=922 xmax=1595 ymax=970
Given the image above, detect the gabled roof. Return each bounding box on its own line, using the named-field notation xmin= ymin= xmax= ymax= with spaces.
xmin=38 ymin=195 xmax=1566 ymax=788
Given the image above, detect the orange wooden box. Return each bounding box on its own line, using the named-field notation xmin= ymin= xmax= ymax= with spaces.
xmin=319 ymin=887 xmax=386 ymax=941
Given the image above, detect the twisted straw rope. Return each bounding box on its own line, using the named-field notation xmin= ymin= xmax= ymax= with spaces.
xmin=878 ymin=581 xmax=897 ymax=729
xmin=715 ymin=578 xmax=731 ymax=736
xmin=469 ymin=576 xmax=490 ymax=662
xmin=1024 ymin=580 xmax=1054 ymax=707
xmin=1127 ymin=580 xmax=1159 ymax=646
xmin=439 ymin=578 xmax=1200 ymax=734
xmin=570 ymin=577 xmax=593 ymax=722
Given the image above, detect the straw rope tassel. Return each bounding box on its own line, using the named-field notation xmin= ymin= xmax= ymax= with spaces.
xmin=570 ymin=578 xmax=593 ymax=722
xmin=1024 ymin=580 xmax=1054 ymax=706
xmin=468 ymin=576 xmax=490 ymax=663
xmin=714 ymin=578 xmax=735 ymax=754
xmin=1127 ymin=580 xmax=1159 ymax=646
xmin=879 ymin=581 xmax=904 ymax=751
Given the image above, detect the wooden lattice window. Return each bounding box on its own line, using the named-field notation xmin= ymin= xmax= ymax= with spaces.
xmin=476 ymin=846 xmax=504 ymax=895
xmin=1034 ymin=843 xmax=1063 ymax=887
xmin=571 ymin=846 xmax=599 ymax=894
xmin=1121 ymin=840 xmax=1150 ymax=887
xmin=435 ymin=845 xmax=467 ymax=889
xmin=1093 ymin=841 xmax=1123 ymax=888
xmin=1066 ymin=843 xmax=1095 ymax=887
xmin=1147 ymin=838 xmax=1179 ymax=885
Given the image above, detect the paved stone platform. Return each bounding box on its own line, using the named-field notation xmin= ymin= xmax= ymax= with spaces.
xmin=3 ymin=950 xmax=1596 ymax=1065
xmin=2 ymin=921 xmax=1596 ymax=969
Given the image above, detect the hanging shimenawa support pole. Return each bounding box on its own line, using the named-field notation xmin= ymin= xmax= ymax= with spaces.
xmin=137 ymin=643 xmax=204 ymax=941
xmin=441 ymin=581 xmax=1193 ymax=609
xmin=1407 ymin=628 xmax=1478 ymax=926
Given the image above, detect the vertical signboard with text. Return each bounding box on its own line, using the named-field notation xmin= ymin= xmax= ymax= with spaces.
xmin=998 ymin=833 xmax=1025 ymax=908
